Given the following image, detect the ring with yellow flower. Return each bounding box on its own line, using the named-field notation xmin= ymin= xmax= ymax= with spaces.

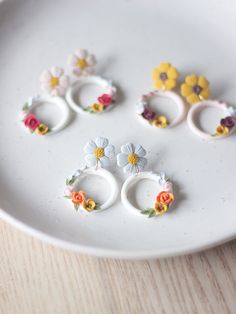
xmin=66 ymin=75 xmax=117 ymax=114
xmin=187 ymin=100 xmax=236 ymax=140
xmin=181 ymin=74 xmax=210 ymax=105
xmin=136 ymin=89 xmax=186 ymax=129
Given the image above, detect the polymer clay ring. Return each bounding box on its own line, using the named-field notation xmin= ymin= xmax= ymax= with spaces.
xmin=187 ymin=100 xmax=236 ymax=140
xmin=64 ymin=137 xmax=118 ymax=212
xmin=66 ymin=75 xmax=116 ymax=114
xmin=121 ymin=172 xmax=175 ymax=218
xmin=20 ymin=95 xmax=70 ymax=136
xmin=117 ymin=142 xmax=175 ymax=218
xmin=66 ymin=49 xmax=116 ymax=114
xmin=137 ymin=62 xmax=186 ymax=128
xmin=136 ymin=90 xmax=186 ymax=129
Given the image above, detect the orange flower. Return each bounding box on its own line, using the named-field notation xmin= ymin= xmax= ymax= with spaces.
xmin=71 ymin=191 xmax=85 ymax=205
xmin=156 ymin=191 xmax=174 ymax=205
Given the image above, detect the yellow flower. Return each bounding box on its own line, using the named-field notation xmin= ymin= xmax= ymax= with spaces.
xmin=83 ymin=199 xmax=96 ymax=211
xmin=36 ymin=124 xmax=49 ymax=135
xmin=91 ymin=102 xmax=104 ymax=112
xmin=215 ymin=125 xmax=229 ymax=136
xmin=152 ymin=62 xmax=179 ymax=90
xmin=181 ymin=74 xmax=210 ymax=105
xmin=152 ymin=116 xmax=168 ymax=128
xmin=154 ymin=202 xmax=169 ymax=215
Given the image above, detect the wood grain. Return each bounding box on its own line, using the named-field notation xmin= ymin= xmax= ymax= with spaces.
xmin=0 ymin=220 xmax=235 ymax=314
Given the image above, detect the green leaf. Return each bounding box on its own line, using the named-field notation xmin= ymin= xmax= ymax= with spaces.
xmin=64 ymin=196 xmax=71 ymax=199
xmin=141 ymin=209 xmax=151 ymax=215
xmin=148 ymin=209 xmax=156 ymax=218
xmin=22 ymin=102 xmax=29 ymax=111
xmin=74 ymin=204 xmax=79 ymax=211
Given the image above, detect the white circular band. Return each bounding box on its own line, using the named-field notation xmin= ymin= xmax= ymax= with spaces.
xmin=66 ymin=75 xmax=116 ymax=114
xmin=27 ymin=95 xmax=70 ymax=135
xmin=187 ymin=100 xmax=236 ymax=140
xmin=137 ymin=90 xmax=187 ymax=128
xmin=121 ymin=171 xmax=169 ymax=216
xmin=71 ymin=168 xmax=119 ymax=212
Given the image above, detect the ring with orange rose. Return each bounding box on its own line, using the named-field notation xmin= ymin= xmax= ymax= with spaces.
xmin=66 ymin=76 xmax=117 ymax=114
xmin=187 ymin=100 xmax=236 ymax=140
xmin=20 ymin=95 xmax=70 ymax=136
xmin=121 ymin=171 xmax=175 ymax=218
xmin=64 ymin=166 xmax=119 ymax=213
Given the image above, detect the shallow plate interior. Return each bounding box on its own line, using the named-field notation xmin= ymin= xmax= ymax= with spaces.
xmin=0 ymin=0 xmax=236 ymax=259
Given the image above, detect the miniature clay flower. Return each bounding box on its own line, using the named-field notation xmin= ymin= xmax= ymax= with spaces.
xmin=98 ymin=94 xmax=112 ymax=107
xmin=142 ymin=108 xmax=156 ymax=121
xmin=71 ymin=191 xmax=86 ymax=205
xmin=163 ymin=181 xmax=173 ymax=193
xmin=24 ymin=114 xmax=40 ymax=130
xmin=220 ymin=116 xmax=235 ymax=129
xmin=35 ymin=124 xmax=49 ymax=135
xmin=84 ymin=137 xmax=115 ymax=168
xmin=215 ymin=125 xmax=229 ymax=136
xmin=91 ymin=103 xmax=104 ymax=112
xmin=152 ymin=116 xmax=168 ymax=128
xmin=136 ymin=101 xmax=145 ymax=114
xmin=156 ymin=191 xmax=174 ymax=205
xmin=83 ymin=199 xmax=96 ymax=211
xmin=154 ymin=202 xmax=169 ymax=215
xmin=117 ymin=143 xmax=147 ymax=174
xmin=181 ymin=75 xmax=210 ymax=105
xmin=64 ymin=186 xmax=73 ymax=197
xmin=227 ymin=106 xmax=236 ymax=118
xmin=40 ymin=66 xmax=69 ymax=97
xmin=152 ymin=63 xmax=179 ymax=90
xmin=68 ymin=49 xmax=96 ymax=76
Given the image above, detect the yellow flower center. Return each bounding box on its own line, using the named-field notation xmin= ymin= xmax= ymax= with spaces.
xmin=76 ymin=58 xmax=88 ymax=70
xmin=127 ymin=153 xmax=139 ymax=165
xmin=50 ymin=76 xmax=59 ymax=88
xmin=94 ymin=147 xmax=104 ymax=159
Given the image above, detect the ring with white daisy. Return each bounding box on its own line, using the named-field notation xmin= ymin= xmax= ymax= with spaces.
xmin=117 ymin=143 xmax=147 ymax=174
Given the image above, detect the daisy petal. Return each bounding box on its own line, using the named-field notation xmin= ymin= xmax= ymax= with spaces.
xmin=200 ymin=88 xmax=210 ymax=100
xmin=152 ymin=68 xmax=160 ymax=81
xmin=134 ymin=144 xmax=146 ymax=157
xmin=40 ymin=70 xmax=51 ymax=82
xmin=181 ymin=83 xmax=192 ymax=97
xmin=187 ymin=93 xmax=200 ymax=105
xmin=198 ymin=76 xmax=209 ymax=88
xmin=104 ymin=144 xmax=115 ymax=158
xmin=165 ymin=79 xmax=176 ymax=90
xmin=117 ymin=153 xmax=128 ymax=167
xmin=137 ymin=157 xmax=147 ymax=170
xmin=167 ymin=67 xmax=179 ymax=79
xmin=51 ymin=66 xmax=63 ymax=77
xmin=84 ymin=67 xmax=95 ymax=75
xmin=75 ymin=49 xmax=88 ymax=59
xmin=121 ymin=143 xmax=134 ymax=154
xmin=86 ymin=55 xmax=96 ymax=66
xmin=185 ymin=74 xmax=198 ymax=86
xmin=124 ymin=164 xmax=136 ymax=174
xmin=59 ymin=75 xmax=70 ymax=88
xmin=84 ymin=140 xmax=96 ymax=154
xmin=68 ymin=54 xmax=78 ymax=66
xmin=95 ymin=137 xmax=108 ymax=148
xmin=159 ymin=63 xmax=170 ymax=72
xmin=73 ymin=68 xmax=82 ymax=76
xmin=85 ymin=154 xmax=97 ymax=167
xmin=99 ymin=156 xmax=110 ymax=167
xmin=154 ymin=79 xmax=164 ymax=90
xmin=55 ymin=86 xmax=66 ymax=96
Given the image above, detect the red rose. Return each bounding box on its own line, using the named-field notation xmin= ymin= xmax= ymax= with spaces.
xmin=24 ymin=114 xmax=40 ymax=130
xmin=98 ymin=94 xmax=112 ymax=107
xmin=156 ymin=191 xmax=174 ymax=205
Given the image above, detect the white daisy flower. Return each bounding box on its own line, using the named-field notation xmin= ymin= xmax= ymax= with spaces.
xmin=68 ymin=49 xmax=96 ymax=76
xmin=136 ymin=100 xmax=145 ymax=114
xmin=227 ymin=106 xmax=236 ymax=118
xmin=84 ymin=137 xmax=115 ymax=168
xmin=117 ymin=143 xmax=147 ymax=174
xmin=40 ymin=66 xmax=69 ymax=96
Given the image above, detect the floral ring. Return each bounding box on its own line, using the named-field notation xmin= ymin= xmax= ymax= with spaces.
xmin=136 ymin=90 xmax=186 ymax=129
xmin=64 ymin=167 xmax=119 ymax=212
xmin=187 ymin=100 xmax=236 ymax=140
xmin=20 ymin=95 xmax=70 ymax=136
xmin=66 ymin=76 xmax=117 ymax=114
xmin=121 ymin=171 xmax=175 ymax=218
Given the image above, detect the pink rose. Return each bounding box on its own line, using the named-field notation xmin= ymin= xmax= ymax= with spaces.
xmin=98 ymin=94 xmax=112 ymax=107
xmin=163 ymin=181 xmax=173 ymax=193
xmin=24 ymin=114 xmax=40 ymax=130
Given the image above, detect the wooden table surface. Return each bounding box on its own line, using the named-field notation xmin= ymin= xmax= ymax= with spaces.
xmin=0 ymin=220 xmax=235 ymax=314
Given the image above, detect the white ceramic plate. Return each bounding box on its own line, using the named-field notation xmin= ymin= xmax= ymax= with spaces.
xmin=0 ymin=0 xmax=236 ymax=259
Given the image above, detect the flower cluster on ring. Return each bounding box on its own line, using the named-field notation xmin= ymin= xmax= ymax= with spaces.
xmin=152 ymin=63 xmax=179 ymax=90
xmin=136 ymin=95 xmax=168 ymax=128
xmin=181 ymin=74 xmax=210 ymax=105
xmin=65 ymin=188 xmax=97 ymax=212
xmin=141 ymin=179 xmax=174 ymax=218
xmin=21 ymin=100 xmax=49 ymax=135
xmin=85 ymin=91 xmax=116 ymax=113
xmin=214 ymin=115 xmax=236 ymax=137
xmin=117 ymin=143 xmax=147 ymax=174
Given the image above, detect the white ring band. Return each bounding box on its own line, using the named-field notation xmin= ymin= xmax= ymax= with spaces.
xmin=66 ymin=75 xmax=116 ymax=114
xmin=187 ymin=100 xmax=236 ymax=140
xmin=121 ymin=171 xmax=172 ymax=216
xmin=26 ymin=96 xmax=70 ymax=135
xmin=69 ymin=168 xmax=119 ymax=212
xmin=137 ymin=90 xmax=186 ymax=128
